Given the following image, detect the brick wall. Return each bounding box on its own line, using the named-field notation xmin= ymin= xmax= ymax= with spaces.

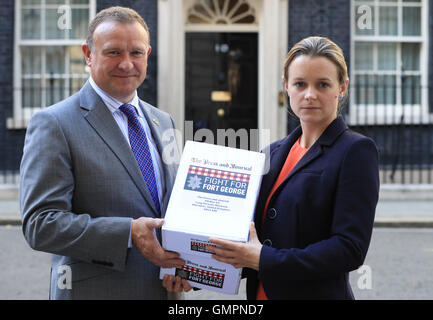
xmin=0 ymin=0 xmax=26 ymax=173
xmin=287 ymin=0 xmax=351 ymax=132
xmin=288 ymin=0 xmax=350 ymax=63
xmin=429 ymin=0 xmax=433 ymax=113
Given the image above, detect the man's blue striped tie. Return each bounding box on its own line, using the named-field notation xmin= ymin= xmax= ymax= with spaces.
xmin=119 ymin=103 xmax=160 ymax=213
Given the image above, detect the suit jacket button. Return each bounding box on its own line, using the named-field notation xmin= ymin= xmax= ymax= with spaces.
xmin=263 ymin=239 xmax=272 ymax=247
xmin=267 ymin=208 xmax=277 ymax=220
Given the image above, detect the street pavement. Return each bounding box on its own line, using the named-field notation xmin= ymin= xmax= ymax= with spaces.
xmin=1 ymin=225 xmax=432 ymax=300
xmin=1 ymin=184 xmax=433 ymax=300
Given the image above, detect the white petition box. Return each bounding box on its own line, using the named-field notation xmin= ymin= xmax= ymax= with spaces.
xmin=161 ymin=141 xmax=265 ymax=294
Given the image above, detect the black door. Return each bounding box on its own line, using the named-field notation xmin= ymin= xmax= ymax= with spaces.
xmin=185 ymin=32 xmax=258 ymax=149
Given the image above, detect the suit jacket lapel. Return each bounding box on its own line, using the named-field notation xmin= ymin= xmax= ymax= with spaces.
xmin=79 ymin=82 xmax=159 ymax=217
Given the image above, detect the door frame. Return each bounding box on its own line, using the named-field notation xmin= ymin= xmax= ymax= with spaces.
xmin=157 ymin=0 xmax=288 ymax=149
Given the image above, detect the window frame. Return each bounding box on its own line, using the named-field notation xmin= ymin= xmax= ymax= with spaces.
xmin=8 ymin=0 xmax=96 ymax=129
xmin=350 ymin=0 xmax=429 ymax=125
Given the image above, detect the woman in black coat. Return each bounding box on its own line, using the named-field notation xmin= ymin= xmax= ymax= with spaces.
xmin=209 ymin=36 xmax=380 ymax=300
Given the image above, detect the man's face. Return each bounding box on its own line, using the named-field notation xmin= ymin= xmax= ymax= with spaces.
xmin=82 ymin=20 xmax=151 ymax=103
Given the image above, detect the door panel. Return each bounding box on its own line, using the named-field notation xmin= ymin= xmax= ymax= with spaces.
xmin=185 ymin=32 xmax=258 ymax=149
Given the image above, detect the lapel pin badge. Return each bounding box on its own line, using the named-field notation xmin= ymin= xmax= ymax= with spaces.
xmin=152 ymin=118 xmax=159 ymax=126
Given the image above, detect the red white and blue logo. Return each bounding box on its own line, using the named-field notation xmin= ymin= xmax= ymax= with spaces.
xmin=184 ymin=165 xmax=250 ymax=199
xmin=175 ymin=265 xmax=225 ymax=288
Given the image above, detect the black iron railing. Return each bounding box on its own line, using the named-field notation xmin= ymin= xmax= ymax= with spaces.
xmin=2 ymin=83 xmax=433 ymax=185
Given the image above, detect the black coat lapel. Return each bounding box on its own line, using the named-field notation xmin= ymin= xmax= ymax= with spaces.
xmin=270 ymin=116 xmax=348 ymax=207
xmin=255 ymin=116 xmax=349 ymax=230
xmin=254 ymin=125 xmax=302 ymax=231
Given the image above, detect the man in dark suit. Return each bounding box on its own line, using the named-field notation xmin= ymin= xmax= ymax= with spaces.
xmin=20 ymin=6 xmax=186 ymax=299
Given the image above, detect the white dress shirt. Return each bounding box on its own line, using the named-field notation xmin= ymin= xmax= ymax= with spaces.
xmin=88 ymin=77 xmax=165 ymax=247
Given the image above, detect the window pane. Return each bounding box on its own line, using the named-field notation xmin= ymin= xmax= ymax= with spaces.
xmin=355 ymin=43 xmax=374 ymax=70
xmin=354 ymin=5 xmax=375 ymax=36
xmin=71 ymin=0 xmax=89 ymax=4
xmin=68 ymin=46 xmax=87 ymax=74
xmin=22 ymin=79 xmax=42 ymax=108
xmin=403 ymin=8 xmax=421 ymax=36
xmin=377 ymin=75 xmax=396 ymax=104
xmin=21 ymin=9 xmax=41 ymax=39
xmin=22 ymin=47 xmax=42 ymax=75
xmin=45 ymin=78 xmax=65 ymax=106
xmin=402 ymin=43 xmax=420 ymax=71
xmin=379 ymin=6 xmax=398 ymax=36
xmin=403 ymin=0 xmax=421 ymax=2
xmin=46 ymin=46 xmax=66 ymax=74
xmin=71 ymin=9 xmax=89 ymax=39
xmin=378 ymin=43 xmax=397 ymax=71
xmin=402 ymin=75 xmax=421 ymax=105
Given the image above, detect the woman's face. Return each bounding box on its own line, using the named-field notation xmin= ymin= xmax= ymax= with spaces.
xmin=285 ymin=55 xmax=348 ymax=128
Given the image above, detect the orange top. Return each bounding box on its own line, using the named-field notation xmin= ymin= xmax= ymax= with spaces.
xmin=256 ymin=137 xmax=308 ymax=300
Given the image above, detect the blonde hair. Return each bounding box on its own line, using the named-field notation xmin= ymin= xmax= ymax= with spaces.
xmin=283 ymin=36 xmax=349 ymax=110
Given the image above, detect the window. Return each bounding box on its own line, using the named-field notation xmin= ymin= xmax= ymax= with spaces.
xmin=351 ymin=0 xmax=428 ymax=124
xmin=187 ymin=0 xmax=256 ymax=25
xmin=184 ymin=0 xmax=258 ymax=32
xmin=8 ymin=0 xmax=95 ymax=129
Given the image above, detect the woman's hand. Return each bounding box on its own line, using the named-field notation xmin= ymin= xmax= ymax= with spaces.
xmin=207 ymin=222 xmax=262 ymax=271
xmin=162 ymin=274 xmax=193 ymax=293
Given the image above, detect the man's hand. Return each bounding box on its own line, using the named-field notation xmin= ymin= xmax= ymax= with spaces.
xmin=162 ymin=274 xmax=193 ymax=293
xmin=131 ymin=217 xmax=184 ymax=268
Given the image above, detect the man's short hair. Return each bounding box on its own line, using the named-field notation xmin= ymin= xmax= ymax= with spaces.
xmin=86 ymin=6 xmax=149 ymax=51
